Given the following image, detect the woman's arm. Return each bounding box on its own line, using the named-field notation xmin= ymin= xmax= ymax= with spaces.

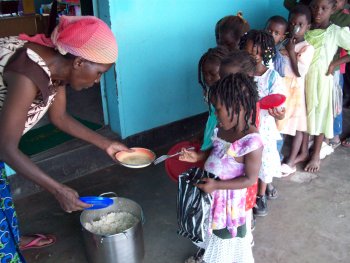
xmin=0 ymin=71 xmax=90 ymax=212
xmin=196 ymin=146 xmax=263 ymax=193
xmin=48 ymin=86 xmax=130 ymax=160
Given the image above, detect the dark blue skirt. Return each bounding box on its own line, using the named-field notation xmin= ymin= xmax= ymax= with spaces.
xmin=0 ymin=162 xmax=25 ymax=263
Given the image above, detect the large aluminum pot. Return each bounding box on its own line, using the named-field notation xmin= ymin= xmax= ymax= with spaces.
xmin=80 ymin=192 xmax=145 ymax=263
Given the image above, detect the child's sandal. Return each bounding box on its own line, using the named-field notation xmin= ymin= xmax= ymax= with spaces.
xmin=266 ymin=184 xmax=278 ymax=200
xmin=185 ymin=249 xmax=205 ymax=263
xmin=342 ymin=137 xmax=350 ymax=148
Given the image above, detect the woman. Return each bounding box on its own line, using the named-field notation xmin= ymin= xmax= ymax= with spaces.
xmin=0 ymin=15 xmax=129 ymax=261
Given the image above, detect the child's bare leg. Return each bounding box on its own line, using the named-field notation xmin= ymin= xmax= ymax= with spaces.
xmin=258 ymin=179 xmax=267 ymax=196
xmin=304 ymin=134 xmax=323 ymax=173
xmin=294 ymin=132 xmax=309 ymax=164
xmin=284 ymin=131 xmax=303 ymax=168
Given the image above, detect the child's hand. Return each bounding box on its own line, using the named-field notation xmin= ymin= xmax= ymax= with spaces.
xmin=194 ymin=178 xmax=217 ymax=194
xmin=326 ymin=62 xmax=336 ymax=76
xmin=268 ymin=107 xmax=285 ymax=120
xmin=179 ymin=148 xmax=200 ymax=163
xmin=286 ymin=37 xmax=296 ymax=54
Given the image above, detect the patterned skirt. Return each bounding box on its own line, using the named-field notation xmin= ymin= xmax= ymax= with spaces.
xmin=201 ymin=211 xmax=254 ymax=263
xmin=0 ymin=162 xmax=25 ymax=263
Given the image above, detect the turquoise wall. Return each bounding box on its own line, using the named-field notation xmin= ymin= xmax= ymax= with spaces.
xmin=104 ymin=0 xmax=288 ymax=138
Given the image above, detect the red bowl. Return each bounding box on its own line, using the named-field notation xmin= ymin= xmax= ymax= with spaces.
xmin=259 ymin=94 xmax=286 ymax=110
xmin=165 ymin=141 xmax=204 ymax=183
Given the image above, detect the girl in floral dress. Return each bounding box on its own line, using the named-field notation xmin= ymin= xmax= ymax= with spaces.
xmin=181 ymin=73 xmax=263 ymax=263
xmin=240 ymin=30 xmax=286 ymax=216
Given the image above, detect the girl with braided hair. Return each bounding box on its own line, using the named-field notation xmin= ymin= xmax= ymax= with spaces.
xmin=187 ymin=49 xmax=257 ymax=167
xmin=198 ymin=46 xmax=230 ymax=103
xmin=240 ymin=30 xmax=286 ymax=216
xmin=182 ymin=73 xmax=263 ymax=263
xmin=197 ymin=46 xmax=230 ymax=153
xmin=215 ymin=12 xmax=250 ymax=51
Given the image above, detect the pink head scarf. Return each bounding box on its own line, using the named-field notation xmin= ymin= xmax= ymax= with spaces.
xmin=19 ymin=16 xmax=118 ymax=64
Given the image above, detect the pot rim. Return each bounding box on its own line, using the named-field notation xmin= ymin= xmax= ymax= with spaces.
xmin=80 ymin=196 xmax=144 ymax=237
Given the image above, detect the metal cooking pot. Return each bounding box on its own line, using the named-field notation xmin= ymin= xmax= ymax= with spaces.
xmin=80 ymin=192 xmax=145 ymax=263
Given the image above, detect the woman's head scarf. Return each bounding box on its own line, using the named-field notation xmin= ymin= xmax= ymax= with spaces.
xmin=19 ymin=16 xmax=118 ymax=64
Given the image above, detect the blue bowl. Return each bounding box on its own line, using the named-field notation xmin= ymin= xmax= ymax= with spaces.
xmin=79 ymin=196 xmax=114 ymax=210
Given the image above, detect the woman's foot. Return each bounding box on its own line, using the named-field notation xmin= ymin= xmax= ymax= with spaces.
xmin=19 ymin=234 xmax=56 ymax=250
xmin=304 ymin=156 xmax=320 ymax=173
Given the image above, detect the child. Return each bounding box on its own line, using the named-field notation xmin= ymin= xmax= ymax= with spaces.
xmin=192 ymin=49 xmax=255 ymax=157
xmin=265 ymin=16 xmax=289 ymax=163
xmin=198 ymin=47 xmax=230 ymax=152
xmin=215 ymin=12 xmax=250 ymax=51
xmin=182 ymin=73 xmax=263 ymax=263
xmin=278 ymin=5 xmax=315 ymax=175
xmin=330 ymin=0 xmax=350 ymax=26
xmin=303 ymin=0 xmax=350 ymax=173
xmin=330 ymin=0 xmax=350 ymax=147
xmin=265 ymin=15 xmax=289 ymax=77
xmin=186 ymin=50 xmax=257 ymax=207
xmin=240 ymin=30 xmax=286 ymax=216
xmin=219 ymin=50 xmax=259 ymax=241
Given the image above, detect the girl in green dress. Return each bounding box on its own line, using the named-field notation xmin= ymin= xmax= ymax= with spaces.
xmin=304 ymin=0 xmax=350 ymax=172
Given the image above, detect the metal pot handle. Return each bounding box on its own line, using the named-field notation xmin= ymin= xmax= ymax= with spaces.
xmin=141 ymin=210 xmax=146 ymax=225
xmin=99 ymin=192 xmax=118 ymax=197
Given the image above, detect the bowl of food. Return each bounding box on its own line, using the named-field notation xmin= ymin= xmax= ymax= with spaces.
xmin=115 ymin=147 xmax=156 ymax=168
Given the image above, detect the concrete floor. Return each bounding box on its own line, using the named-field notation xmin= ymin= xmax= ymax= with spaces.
xmin=15 ymin=110 xmax=350 ymax=263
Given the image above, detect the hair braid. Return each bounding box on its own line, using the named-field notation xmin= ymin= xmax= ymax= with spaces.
xmin=209 ymin=73 xmax=259 ymax=133
xmin=220 ymin=49 xmax=257 ymax=76
xmin=239 ymin=29 xmax=276 ymax=67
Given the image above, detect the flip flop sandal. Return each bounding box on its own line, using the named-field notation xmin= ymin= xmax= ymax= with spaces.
xmin=19 ymin=234 xmax=56 ymax=251
xmin=280 ymin=163 xmax=296 ymax=177
xmin=329 ymin=140 xmax=341 ymax=149
xmin=266 ymin=184 xmax=278 ymax=200
xmin=341 ymin=137 xmax=350 ymax=148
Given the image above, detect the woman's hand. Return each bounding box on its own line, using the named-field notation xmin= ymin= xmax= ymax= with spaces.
xmin=268 ymin=107 xmax=285 ymax=120
xmin=53 ymin=184 xmax=91 ymax=212
xmin=106 ymin=141 xmax=133 ymax=161
xmin=179 ymin=148 xmax=201 ymax=163
xmin=195 ymin=178 xmax=218 ymax=194
xmin=326 ymin=62 xmax=336 ymax=76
